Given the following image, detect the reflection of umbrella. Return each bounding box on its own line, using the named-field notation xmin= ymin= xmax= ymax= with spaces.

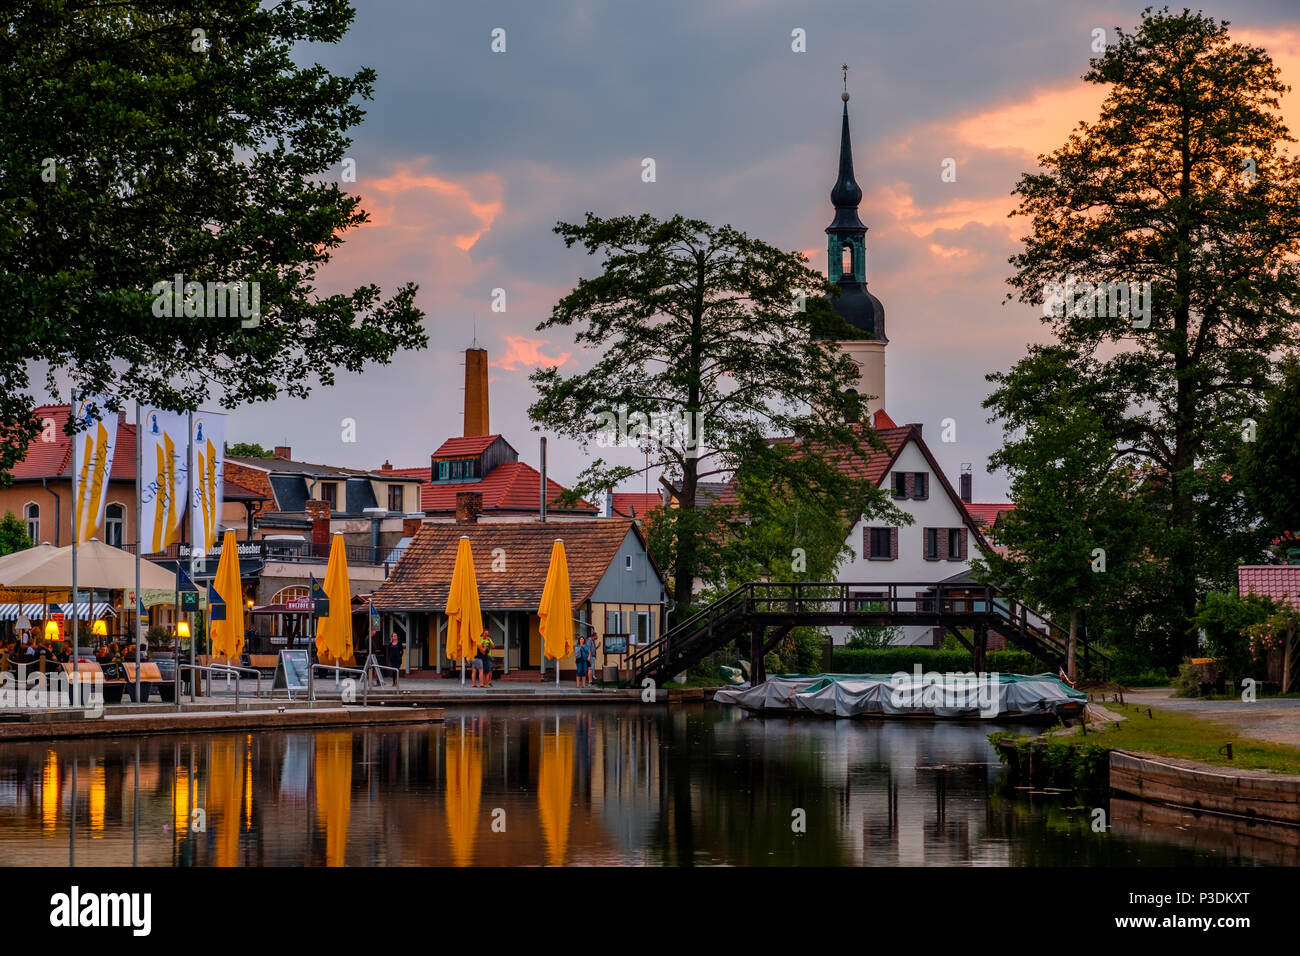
xmin=444 ymin=731 xmax=483 ymax=866
xmin=537 ymin=724 xmax=574 ymax=865
xmin=208 ymin=736 xmax=243 ymax=867
xmin=316 ymin=535 xmax=353 ymax=663
xmin=444 ymin=537 xmax=482 ymax=683
xmin=538 ymin=540 xmax=574 ymax=685
xmin=314 ymin=732 xmax=352 ymax=867
xmin=41 ymin=750 xmax=58 ymax=832
xmin=209 ymin=530 xmax=245 ymax=663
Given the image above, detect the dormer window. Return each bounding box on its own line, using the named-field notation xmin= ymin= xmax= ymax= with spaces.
xmin=435 ymin=458 xmax=477 ymax=482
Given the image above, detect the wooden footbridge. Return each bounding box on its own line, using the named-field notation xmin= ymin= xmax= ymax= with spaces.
xmin=626 ymin=581 xmax=1109 ymax=687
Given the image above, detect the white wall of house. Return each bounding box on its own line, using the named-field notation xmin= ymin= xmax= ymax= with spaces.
xmin=830 ymin=439 xmax=974 ymax=647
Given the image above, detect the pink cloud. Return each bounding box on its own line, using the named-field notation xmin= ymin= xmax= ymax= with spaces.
xmin=491 ymin=335 xmax=573 ymax=371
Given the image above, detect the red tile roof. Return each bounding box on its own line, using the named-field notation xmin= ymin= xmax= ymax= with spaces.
xmin=612 ymin=492 xmax=664 ymax=518
xmin=10 ymin=404 xmax=138 ymax=481
xmin=386 ymin=460 xmax=596 ymax=515
xmin=224 ymin=478 xmax=270 ymax=500
xmin=372 ymin=520 xmax=651 ymax=611
xmin=713 ymin=425 xmax=914 ymax=509
xmin=1238 ymin=565 xmax=1300 ymax=607
xmin=964 ymin=502 xmax=1014 ymax=527
xmin=432 ymin=434 xmax=506 ymax=459
xmin=423 ymin=461 xmax=594 ymax=514
xmin=378 ymin=465 xmax=431 ymax=480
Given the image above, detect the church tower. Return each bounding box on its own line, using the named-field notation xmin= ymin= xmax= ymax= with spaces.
xmin=826 ymin=69 xmax=887 ymax=415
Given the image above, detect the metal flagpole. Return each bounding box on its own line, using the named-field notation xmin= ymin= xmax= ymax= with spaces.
xmin=134 ymin=402 xmax=142 ymax=704
xmin=187 ymin=411 xmax=195 ymax=703
xmin=70 ymin=393 xmax=80 ymax=707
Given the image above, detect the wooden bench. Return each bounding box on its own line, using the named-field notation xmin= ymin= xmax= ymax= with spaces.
xmin=249 ymin=654 xmax=279 ymax=670
xmin=62 ymin=660 xmax=125 ymax=705
xmin=122 ymin=662 xmax=164 ymax=702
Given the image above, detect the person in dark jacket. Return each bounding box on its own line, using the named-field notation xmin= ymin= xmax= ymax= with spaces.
xmin=386 ymin=634 xmax=403 ymax=685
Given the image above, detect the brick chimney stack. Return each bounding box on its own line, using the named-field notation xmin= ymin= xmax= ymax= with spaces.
xmin=455 ymin=491 xmax=483 ymax=524
xmin=464 ymin=347 xmax=489 ymax=437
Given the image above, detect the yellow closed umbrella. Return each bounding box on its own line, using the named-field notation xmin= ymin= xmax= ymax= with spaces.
xmin=444 ymin=536 xmax=482 ymax=685
xmin=538 ymin=539 xmax=573 ymax=686
xmin=316 ymin=534 xmax=353 ymax=663
xmin=209 ymin=529 xmax=245 ymax=663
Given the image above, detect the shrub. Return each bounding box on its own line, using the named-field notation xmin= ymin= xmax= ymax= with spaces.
xmin=1192 ymin=591 xmax=1275 ymax=681
xmin=1172 ymin=659 xmax=1202 ymax=697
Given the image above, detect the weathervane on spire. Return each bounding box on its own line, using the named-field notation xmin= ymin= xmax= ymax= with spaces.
xmin=841 ymin=64 xmax=850 ymax=103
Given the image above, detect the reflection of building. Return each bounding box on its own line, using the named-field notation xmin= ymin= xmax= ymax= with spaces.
xmin=372 ymin=520 xmax=665 ymax=674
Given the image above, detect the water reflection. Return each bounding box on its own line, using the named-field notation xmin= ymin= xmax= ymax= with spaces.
xmin=0 ymin=704 xmax=1285 ymax=866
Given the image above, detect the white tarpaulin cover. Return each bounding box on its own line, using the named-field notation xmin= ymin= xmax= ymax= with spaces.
xmin=715 ymin=672 xmax=1085 ymax=719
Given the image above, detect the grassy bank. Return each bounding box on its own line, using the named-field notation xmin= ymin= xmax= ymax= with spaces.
xmin=996 ymin=702 xmax=1300 ymax=776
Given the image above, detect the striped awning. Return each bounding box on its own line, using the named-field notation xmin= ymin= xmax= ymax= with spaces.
xmin=0 ymin=602 xmax=118 ymax=621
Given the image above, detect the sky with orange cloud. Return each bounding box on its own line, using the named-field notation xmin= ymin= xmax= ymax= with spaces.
xmin=211 ymin=0 xmax=1300 ymax=503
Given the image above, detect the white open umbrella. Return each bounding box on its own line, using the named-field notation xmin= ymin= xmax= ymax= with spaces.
xmin=3 ymin=539 xmax=175 ymax=590
xmin=0 ymin=543 xmax=60 ymax=586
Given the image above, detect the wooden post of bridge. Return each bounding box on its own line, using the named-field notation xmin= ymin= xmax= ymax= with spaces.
xmin=973 ymin=623 xmax=988 ymax=676
xmin=749 ymin=628 xmax=765 ymax=686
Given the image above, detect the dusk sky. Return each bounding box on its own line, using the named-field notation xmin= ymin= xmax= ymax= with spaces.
xmin=213 ymin=0 xmax=1300 ymax=502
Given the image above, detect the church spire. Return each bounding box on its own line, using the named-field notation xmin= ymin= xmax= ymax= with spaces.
xmin=825 ymin=68 xmax=885 ymax=342
xmin=830 ymin=66 xmax=863 ymax=216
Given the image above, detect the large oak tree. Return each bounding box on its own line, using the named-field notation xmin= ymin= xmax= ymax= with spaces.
xmin=1 ymin=1 xmax=426 ymax=474
xmin=529 ymin=213 xmax=899 ymax=616
xmin=998 ymin=9 xmax=1300 ymax=661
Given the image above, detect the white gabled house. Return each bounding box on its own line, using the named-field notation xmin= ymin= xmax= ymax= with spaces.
xmin=823 ymin=415 xmax=999 ymax=646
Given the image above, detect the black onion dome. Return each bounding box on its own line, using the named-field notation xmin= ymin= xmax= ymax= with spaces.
xmin=832 ymin=278 xmax=887 ymax=341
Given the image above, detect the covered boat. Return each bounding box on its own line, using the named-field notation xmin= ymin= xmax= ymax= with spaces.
xmin=714 ymin=672 xmax=1086 ymax=721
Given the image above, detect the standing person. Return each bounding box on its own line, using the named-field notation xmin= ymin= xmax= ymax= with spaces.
xmin=574 ymin=635 xmax=590 ymax=689
xmin=386 ymin=633 xmax=403 ymax=687
xmin=587 ymin=632 xmax=601 ymax=688
xmin=477 ymin=629 xmax=495 ymax=688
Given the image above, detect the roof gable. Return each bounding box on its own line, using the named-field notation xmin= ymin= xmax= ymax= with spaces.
xmin=372 ymin=520 xmax=645 ymax=611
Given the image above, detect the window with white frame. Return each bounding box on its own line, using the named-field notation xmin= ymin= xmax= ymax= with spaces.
xmin=105 ymin=503 xmax=125 ymax=547
xmin=23 ymin=502 xmax=38 ymax=542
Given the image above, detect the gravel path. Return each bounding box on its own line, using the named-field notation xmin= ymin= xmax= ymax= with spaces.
xmin=1125 ymin=687 xmax=1300 ymax=747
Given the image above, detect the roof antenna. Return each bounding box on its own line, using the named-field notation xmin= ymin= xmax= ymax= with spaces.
xmin=471 ymin=314 xmax=478 ymax=351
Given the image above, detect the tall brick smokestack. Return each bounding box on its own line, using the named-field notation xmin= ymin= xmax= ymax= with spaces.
xmin=464 ymin=347 xmax=489 ymax=437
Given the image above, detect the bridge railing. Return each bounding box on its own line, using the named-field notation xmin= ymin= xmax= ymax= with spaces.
xmin=628 ymin=579 xmax=1110 ymax=684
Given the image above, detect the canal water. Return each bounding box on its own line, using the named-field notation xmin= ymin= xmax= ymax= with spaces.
xmin=0 ymin=704 xmax=1284 ymax=866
